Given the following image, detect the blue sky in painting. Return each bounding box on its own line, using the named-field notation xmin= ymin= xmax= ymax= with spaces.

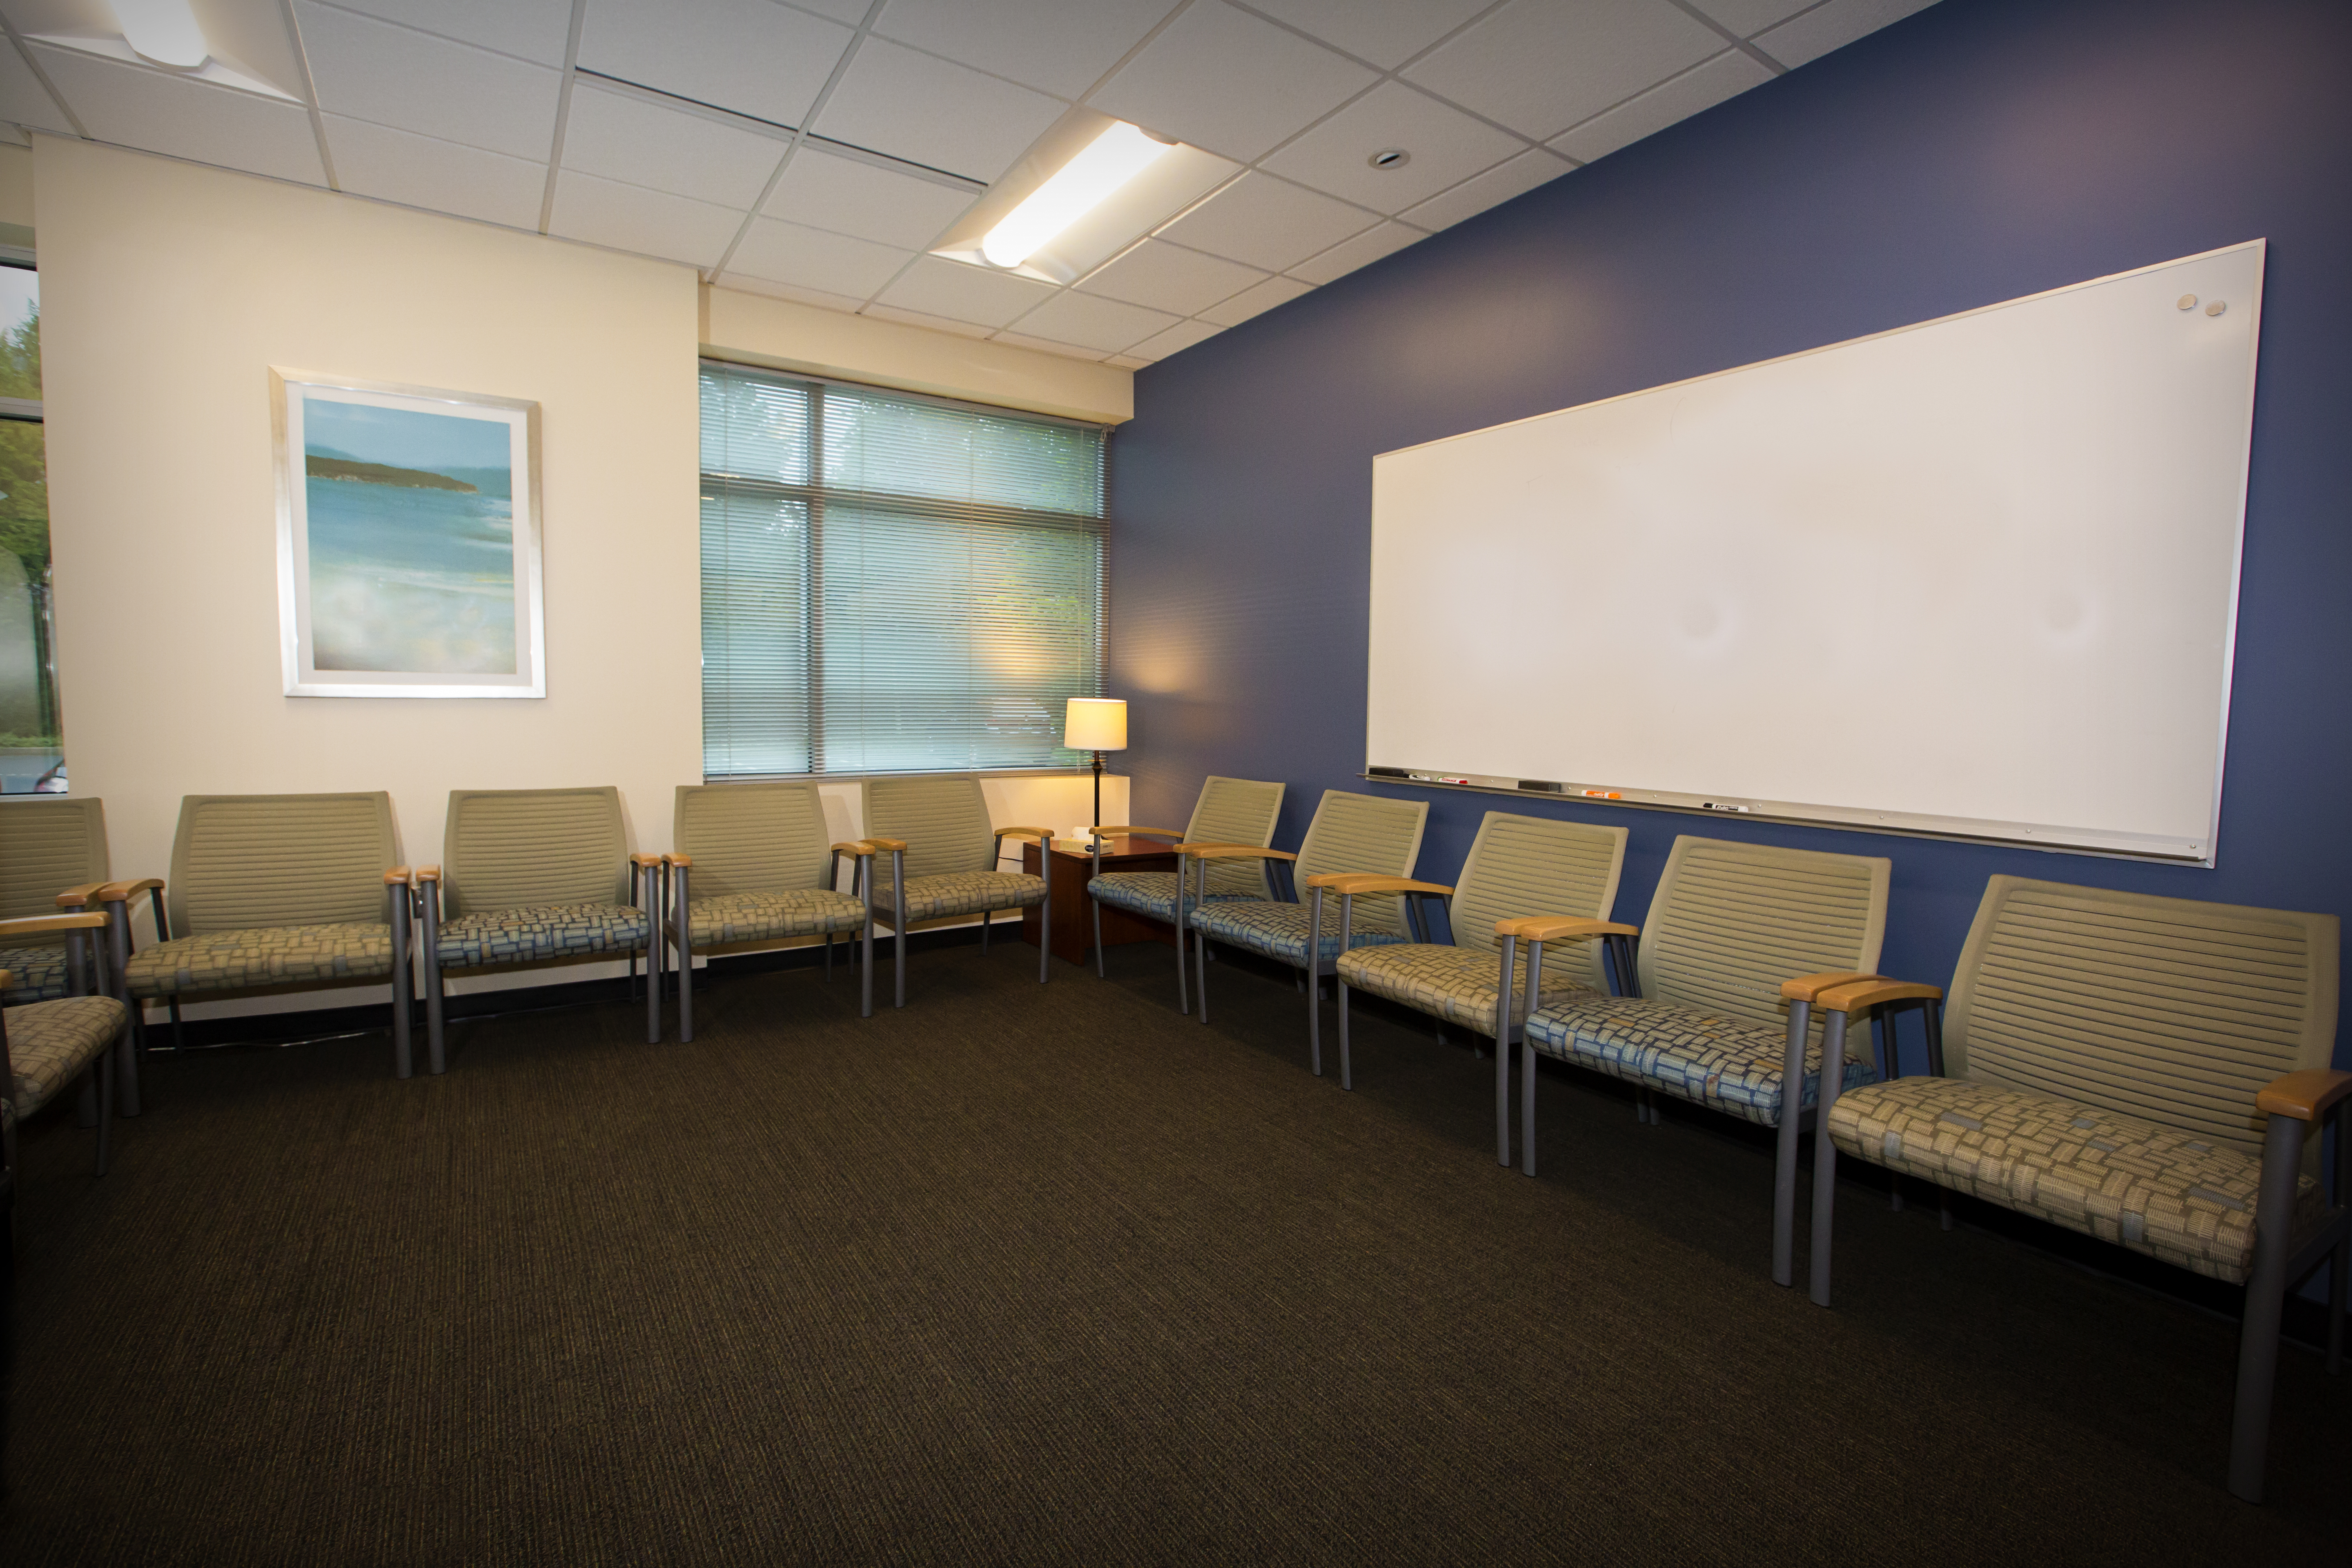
xmin=305 ymin=397 xmax=510 ymax=474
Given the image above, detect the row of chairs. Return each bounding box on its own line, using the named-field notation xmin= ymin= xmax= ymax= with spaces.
xmin=1084 ymin=777 xmax=2346 ymax=1505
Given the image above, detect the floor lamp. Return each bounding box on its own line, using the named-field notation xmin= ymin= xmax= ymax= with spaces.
xmin=1063 ymin=698 xmax=1127 ymax=831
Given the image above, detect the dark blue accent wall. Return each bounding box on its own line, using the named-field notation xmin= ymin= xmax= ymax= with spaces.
xmin=1108 ymin=0 xmax=2352 ymax=1067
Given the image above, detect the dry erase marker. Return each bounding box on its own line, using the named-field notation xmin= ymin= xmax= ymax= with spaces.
xmin=1700 ymin=802 xmax=1751 ymax=813
xmin=1581 ymin=789 xmax=1622 ymax=800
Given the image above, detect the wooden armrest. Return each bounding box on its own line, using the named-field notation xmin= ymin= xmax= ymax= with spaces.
xmin=56 ymin=882 xmax=104 ymax=907
xmin=1183 ymin=845 xmax=1297 ymax=861
xmin=1090 ymin=825 xmax=1183 ymax=840
xmin=1495 ymin=916 xmax=1638 ymax=942
xmin=2256 ymin=1068 xmax=2352 ymax=1122
xmin=1816 ymin=977 xmax=1943 ymax=1014
xmin=864 ymin=837 xmax=909 ymax=853
xmin=383 ymin=866 xmax=412 ymax=885
xmin=0 ymin=969 xmax=10 ymax=991
xmin=993 ymin=826 xmax=1054 ymax=842
xmin=91 ymin=878 xmax=164 ymax=904
xmin=830 ymin=840 xmax=875 ymax=855
xmin=663 ymin=853 xmax=693 ymax=869
xmin=629 ymin=853 xmax=664 ymax=868
xmin=414 ymin=865 xmax=441 ymax=882
xmin=1307 ymin=873 xmax=1454 ymax=896
xmin=0 ymin=912 xmax=110 ymax=938
xmin=1781 ymin=971 xmax=1879 ymax=1004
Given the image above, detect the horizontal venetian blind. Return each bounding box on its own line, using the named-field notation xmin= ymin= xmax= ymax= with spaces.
xmin=699 ymin=360 xmax=1107 ymax=777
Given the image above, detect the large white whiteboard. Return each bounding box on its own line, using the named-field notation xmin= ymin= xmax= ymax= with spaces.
xmin=1367 ymin=242 xmax=2264 ymax=864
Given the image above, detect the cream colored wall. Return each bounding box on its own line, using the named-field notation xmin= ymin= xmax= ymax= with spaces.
xmin=32 ymin=138 xmax=1129 ymax=1019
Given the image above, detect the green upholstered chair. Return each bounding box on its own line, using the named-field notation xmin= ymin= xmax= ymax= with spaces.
xmin=665 ymin=781 xmax=878 ymax=1036
xmin=1516 ymin=834 xmax=1891 ymax=1286
xmin=1084 ymin=775 xmax=1285 ymax=1013
xmin=1182 ymin=790 xmax=1431 ymax=1076
xmin=858 ymin=775 xmax=1052 ymax=1009
xmin=1330 ymin=812 xmax=1630 ymax=1106
xmin=1805 ymin=877 xmax=2347 ymax=1505
xmin=417 ymin=786 xmax=657 ymax=1072
xmin=122 ymin=793 xmax=415 ymax=1076
xmin=0 ymin=912 xmax=131 ymax=1176
xmin=0 ymin=798 xmax=110 ymax=1007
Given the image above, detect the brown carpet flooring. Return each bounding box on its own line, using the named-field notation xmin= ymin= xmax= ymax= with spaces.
xmin=1 ymin=938 xmax=2346 ymax=1566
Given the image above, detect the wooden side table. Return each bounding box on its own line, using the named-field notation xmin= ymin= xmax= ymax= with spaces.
xmin=1020 ymin=836 xmax=1180 ymax=966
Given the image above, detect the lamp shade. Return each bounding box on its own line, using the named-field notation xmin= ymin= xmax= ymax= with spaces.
xmin=1063 ymin=697 xmax=1127 ymax=751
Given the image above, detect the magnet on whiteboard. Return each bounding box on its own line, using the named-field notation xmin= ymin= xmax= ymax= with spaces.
xmin=2205 ymin=300 xmax=2227 ymax=316
xmin=2177 ymin=294 xmax=2197 ymax=310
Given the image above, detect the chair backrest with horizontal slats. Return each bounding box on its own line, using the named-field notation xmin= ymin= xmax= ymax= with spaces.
xmin=0 ymin=797 xmax=107 ymax=947
xmin=1295 ymin=791 xmax=1428 ymax=935
xmin=861 ymin=775 xmax=994 ymax=881
xmin=1946 ymin=876 xmax=2339 ymax=1154
xmin=1184 ymin=776 xmax=1285 ymax=899
xmin=675 ymin=781 xmax=835 ymax=897
xmin=443 ymin=788 xmax=629 ymax=918
xmin=169 ymin=793 xmax=399 ymax=935
xmin=1451 ymin=813 xmax=1628 ymax=989
xmin=1639 ymin=836 xmax=1889 ymax=1034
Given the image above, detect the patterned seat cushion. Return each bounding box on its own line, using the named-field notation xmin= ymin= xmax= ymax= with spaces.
xmin=873 ymin=871 xmax=1045 ymax=924
xmin=437 ymin=903 xmax=651 ymax=969
xmin=4 ymin=995 xmax=126 ymax=1116
xmin=1826 ymin=1076 xmax=2325 ymax=1283
xmin=686 ymin=889 xmax=866 ymax=947
xmin=1187 ymin=900 xmax=1414 ymax=968
xmin=1525 ymin=995 xmax=1876 ymax=1127
xmin=1337 ymin=943 xmax=1601 ymax=1035
xmin=1087 ymin=871 xmax=1250 ymax=924
xmin=0 ymin=944 xmax=69 ymax=1005
xmin=127 ymin=923 xmax=396 ymax=998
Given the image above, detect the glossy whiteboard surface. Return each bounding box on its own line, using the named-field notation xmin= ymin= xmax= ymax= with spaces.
xmin=1367 ymin=242 xmax=2264 ymax=862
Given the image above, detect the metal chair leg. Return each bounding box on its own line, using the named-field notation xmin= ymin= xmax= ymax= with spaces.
xmin=2229 ymin=1113 xmax=2310 ymax=1502
xmin=979 ymin=909 xmax=990 ymax=955
xmin=1808 ymin=1011 xmax=1853 ymax=1307
xmin=1494 ymin=936 xmax=1518 ymax=1167
xmin=1093 ymin=897 xmax=1106 ymax=979
xmin=1772 ymin=1000 xmax=1812 ymax=1288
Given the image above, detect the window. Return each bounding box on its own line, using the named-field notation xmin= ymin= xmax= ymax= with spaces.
xmin=0 ymin=258 xmax=59 ymax=793
xmin=699 ymin=361 xmax=1107 ymax=777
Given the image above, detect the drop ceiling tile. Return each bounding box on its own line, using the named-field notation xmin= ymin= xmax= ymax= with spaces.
xmin=716 ymin=273 xmax=868 ymax=313
xmin=1078 ymin=239 xmax=1264 ymax=316
xmin=990 ymin=330 xmax=1114 ymax=363
xmin=1123 ymin=318 xmax=1225 ymax=361
xmin=317 ymin=0 xmax=576 ymax=65
xmin=1395 ymin=146 xmax=1569 ymax=230
xmin=875 ymin=254 xmax=1057 ymax=327
xmin=861 ymin=301 xmax=995 ymax=339
xmin=0 ymin=40 xmax=74 ymax=134
xmin=873 ymin=0 xmax=1172 ymax=99
xmin=1244 ymin=0 xmax=1494 ymax=70
xmin=561 ymin=85 xmax=785 ymax=209
xmin=295 ymin=2 xmax=560 ymax=160
xmin=1104 ymin=354 xmax=1150 ymax=370
xmin=728 ymin=217 xmax=912 ymax=298
xmin=1087 ymin=0 xmax=1377 ymax=163
xmin=29 ymin=46 xmax=326 ymax=185
xmin=577 ymin=0 xmax=853 ymax=127
xmin=1260 ymin=81 xmax=1523 ymax=215
xmin=1548 ymin=51 xmax=1768 ymax=164
xmin=549 ymin=169 xmax=746 ymax=267
xmin=1152 ymin=172 xmax=1375 ymax=272
xmin=762 ymin=147 xmax=976 ymax=250
xmin=1196 ymin=274 xmax=1313 ymax=327
xmin=1403 ymin=0 xmax=1723 ymax=140
xmin=323 ymin=114 xmax=547 ymax=227
xmin=787 ymin=0 xmax=874 ymax=22
xmin=1009 ymin=290 xmax=1180 ymax=353
xmin=1755 ymin=0 xmax=1940 ymax=69
xmin=1285 ymin=219 xmax=1423 ymax=285
xmin=809 ymin=37 xmax=1063 ymax=185
xmin=1685 ymin=0 xmax=1819 ymax=34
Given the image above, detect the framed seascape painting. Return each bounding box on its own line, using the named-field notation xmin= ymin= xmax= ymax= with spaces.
xmin=272 ymin=370 xmax=545 ymax=698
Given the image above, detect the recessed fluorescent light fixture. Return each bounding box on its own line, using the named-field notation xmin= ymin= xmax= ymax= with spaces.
xmin=114 ymin=0 xmax=209 ymax=68
xmin=980 ymin=122 xmax=1173 ymax=270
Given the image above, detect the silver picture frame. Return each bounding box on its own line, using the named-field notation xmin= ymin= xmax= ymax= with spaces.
xmin=272 ymin=368 xmax=546 ymax=698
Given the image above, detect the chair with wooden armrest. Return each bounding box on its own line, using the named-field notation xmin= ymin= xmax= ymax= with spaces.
xmin=1805 ymin=876 xmax=2347 ymax=1505
xmin=121 ymin=793 xmax=416 ymax=1078
xmin=1325 ymin=809 xmax=1630 ymax=1096
xmin=1183 ymin=790 xmax=1430 ymax=1076
xmin=418 ymin=786 xmax=656 ymax=1071
xmin=0 ymin=797 xmax=111 ymax=1008
xmin=665 ymin=781 xmax=878 ymax=1036
xmin=857 ymin=775 xmax=1053 ymax=1009
xmin=1084 ymin=775 xmax=1286 ymax=1014
xmin=1516 ymin=834 xmax=1892 ymax=1287
xmin=0 ymin=913 xmax=132 ymax=1175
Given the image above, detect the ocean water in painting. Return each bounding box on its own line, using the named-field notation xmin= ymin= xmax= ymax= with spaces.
xmin=302 ymin=398 xmax=518 ymax=675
